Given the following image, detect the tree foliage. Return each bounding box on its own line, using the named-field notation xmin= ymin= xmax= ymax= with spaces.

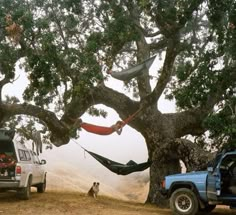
xmin=1 ymin=0 xmax=236 ymax=205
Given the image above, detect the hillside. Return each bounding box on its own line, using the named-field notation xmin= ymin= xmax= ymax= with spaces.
xmin=42 ymin=143 xmax=150 ymax=203
xmin=0 ymin=190 xmax=234 ymax=215
xmin=45 ymin=160 xmax=149 ymax=202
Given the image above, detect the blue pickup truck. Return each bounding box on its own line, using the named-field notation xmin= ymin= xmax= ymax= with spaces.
xmin=161 ymin=150 xmax=236 ymax=214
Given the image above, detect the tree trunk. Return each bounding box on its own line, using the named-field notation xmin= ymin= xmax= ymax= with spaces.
xmin=144 ymin=137 xmax=214 ymax=207
xmin=146 ymin=140 xmax=181 ymax=207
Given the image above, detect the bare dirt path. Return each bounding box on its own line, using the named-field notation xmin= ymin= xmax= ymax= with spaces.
xmin=0 ymin=190 xmax=235 ymax=215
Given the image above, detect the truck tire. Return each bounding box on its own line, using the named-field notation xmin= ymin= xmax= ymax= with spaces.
xmin=170 ymin=188 xmax=199 ymax=215
xmin=18 ymin=177 xmax=32 ymax=200
xmin=37 ymin=176 xmax=46 ymax=193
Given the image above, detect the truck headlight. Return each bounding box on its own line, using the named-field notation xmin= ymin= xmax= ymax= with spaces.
xmin=161 ymin=180 xmax=166 ymax=188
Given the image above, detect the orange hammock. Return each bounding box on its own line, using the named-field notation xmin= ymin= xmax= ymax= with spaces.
xmin=80 ymin=123 xmax=119 ymax=135
xmin=80 ymin=109 xmax=141 ymax=135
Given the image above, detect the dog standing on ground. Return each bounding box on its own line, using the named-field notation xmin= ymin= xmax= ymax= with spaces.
xmin=88 ymin=182 xmax=99 ymax=198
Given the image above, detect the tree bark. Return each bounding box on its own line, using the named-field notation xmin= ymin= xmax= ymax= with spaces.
xmin=146 ymin=144 xmax=181 ymax=206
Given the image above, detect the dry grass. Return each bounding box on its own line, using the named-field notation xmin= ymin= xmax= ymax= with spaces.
xmin=0 ymin=189 xmax=168 ymax=215
xmin=0 ymin=189 xmax=235 ymax=215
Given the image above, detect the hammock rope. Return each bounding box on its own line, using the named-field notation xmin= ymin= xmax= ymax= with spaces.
xmin=122 ymin=108 xmax=142 ymax=125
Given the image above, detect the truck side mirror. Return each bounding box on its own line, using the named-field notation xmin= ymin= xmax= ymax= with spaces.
xmin=207 ymin=167 xmax=213 ymax=173
xmin=41 ymin=159 xmax=46 ymax=165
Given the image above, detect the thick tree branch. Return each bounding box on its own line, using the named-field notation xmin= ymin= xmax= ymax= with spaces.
xmin=0 ymin=103 xmax=70 ymax=146
xmin=175 ymin=138 xmax=215 ymax=171
xmin=143 ymin=37 xmax=179 ymax=107
xmin=127 ymin=2 xmax=153 ymax=99
xmin=153 ymin=13 xmax=176 ymax=37
xmin=61 ymin=90 xmax=94 ymax=124
xmin=133 ymin=21 xmax=161 ymax=38
xmin=153 ymin=138 xmax=215 ymax=172
xmin=92 ymin=85 xmax=140 ymax=120
xmin=139 ymin=0 xmax=205 ymax=108
xmin=136 ymin=41 xmax=152 ymax=98
xmin=170 ymin=109 xmax=206 ymax=137
xmin=149 ymin=39 xmax=168 ymax=52
xmin=61 ymin=84 xmax=146 ymax=134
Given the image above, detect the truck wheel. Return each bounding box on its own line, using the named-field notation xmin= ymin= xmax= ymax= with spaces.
xmin=18 ymin=177 xmax=32 ymax=200
xmin=37 ymin=176 xmax=46 ymax=193
xmin=170 ymin=188 xmax=199 ymax=215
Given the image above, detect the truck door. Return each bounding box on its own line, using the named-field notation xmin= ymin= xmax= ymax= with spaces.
xmin=207 ymin=168 xmax=221 ymax=201
xmin=18 ymin=149 xmax=29 ymax=184
xmin=30 ymin=151 xmax=42 ymax=184
xmin=207 ymin=153 xmax=222 ymax=201
xmin=207 ymin=153 xmax=236 ymax=200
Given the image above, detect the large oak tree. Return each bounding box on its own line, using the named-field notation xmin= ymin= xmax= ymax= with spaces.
xmin=0 ymin=0 xmax=236 ymax=206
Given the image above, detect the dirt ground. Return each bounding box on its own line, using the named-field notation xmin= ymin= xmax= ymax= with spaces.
xmin=0 ymin=189 xmax=236 ymax=215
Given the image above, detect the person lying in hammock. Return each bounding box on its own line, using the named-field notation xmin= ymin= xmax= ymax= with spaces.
xmin=72 ymin=118 xmax=124 ymax=135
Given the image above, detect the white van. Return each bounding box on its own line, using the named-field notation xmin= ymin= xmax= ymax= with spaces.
xmin=0 ymin=129 xmax=47 ymax=200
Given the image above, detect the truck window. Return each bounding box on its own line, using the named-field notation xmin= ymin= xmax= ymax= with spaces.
xmin=18 ymin=150 xmax=31 ymax=161
xmin=30 ymin=151 xmax=40 ymax=164
xmin=18 ymin=149 xmax=26 ymax=160
xmin=34 ymin=152 xmax=40 ymax=164
xmin=25 ymin=151 xmax=31 ymax=161
xmin=220 ymin=155 xmax=236 ymax=169
xmin=208 ymin=153 xmax=223 ymax=170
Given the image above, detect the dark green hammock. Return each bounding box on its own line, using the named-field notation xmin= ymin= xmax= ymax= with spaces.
xmin=84 ymin=149 xmax=151 ymax=175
